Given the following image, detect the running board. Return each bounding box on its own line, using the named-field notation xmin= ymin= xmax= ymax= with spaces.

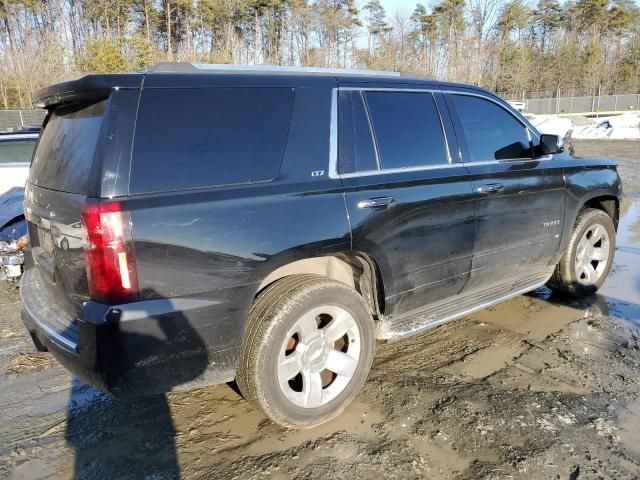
xmin=377 ymin=269 xmax=554 ymax=340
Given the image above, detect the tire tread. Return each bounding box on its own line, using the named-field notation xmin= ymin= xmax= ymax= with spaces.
xmin=236 ymin=275 xmax=374 ymax=428
xmin=547 ymin=207 xmax=616 ymax=296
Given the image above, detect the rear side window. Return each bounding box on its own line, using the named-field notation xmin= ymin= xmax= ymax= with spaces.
xmin=338 ymin=91 xmax=378 ymax=173
xmin=30 ymin=101 xmax=106 ymax=194
xmin=0 ymin=138 xmax=36 ymax=164
xmin=131 ymin=88 xmax=294 ymax=193
xmin=364 ymin=91 xmax=448 ymax=170
xmin=449 ymin=94 xmax=532 ymax=162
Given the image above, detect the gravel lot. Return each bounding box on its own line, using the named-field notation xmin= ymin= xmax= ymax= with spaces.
xmin=1 ymin=140 xmax=639 ymax=480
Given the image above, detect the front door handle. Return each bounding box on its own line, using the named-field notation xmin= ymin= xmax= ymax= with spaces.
xmin=476 ymin=183 xmax=504 ymax=195
xmin=357 ymin=196 xmax=395 ymax=209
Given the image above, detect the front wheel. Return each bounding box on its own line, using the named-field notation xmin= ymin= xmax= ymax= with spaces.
xmin=547 ymin=208 xmax=616 ymax=296
xmin=236 ymin=275 xmax=375 ymax=428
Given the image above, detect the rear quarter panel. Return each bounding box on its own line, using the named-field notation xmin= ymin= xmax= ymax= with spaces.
xmin=128 ymin=79 xmax=349 ymax=356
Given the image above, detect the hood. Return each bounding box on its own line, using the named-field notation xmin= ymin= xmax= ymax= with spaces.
xmin=0 ymin=187 xmax=26 ymax=241
xmin=0 ymin=187 xmax=26 ymax=231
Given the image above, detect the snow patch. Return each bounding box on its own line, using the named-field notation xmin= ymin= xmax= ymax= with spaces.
xmin=530 ymin=115 xmax=573 ymax=138
xmin=529 ymin=112 xmax=640 ymax=140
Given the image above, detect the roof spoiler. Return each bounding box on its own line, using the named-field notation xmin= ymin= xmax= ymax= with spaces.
xmin=33 ymin=74 xmax=143 ymax=109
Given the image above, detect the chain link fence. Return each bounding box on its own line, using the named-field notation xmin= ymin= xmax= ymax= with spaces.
xmin=499 ymin=85 xmax=640 ymax=115
xmin=512 ymin=94 xmax=640 ymax=115
xmin=0 ymin=109 xmax=46 ymax=132
xmin=498 ymin=83 xmax=639 ymax=100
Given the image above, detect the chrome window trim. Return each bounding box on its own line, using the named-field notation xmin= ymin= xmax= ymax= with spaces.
xmin=360 ymin=91 xmax=382 ymax=170
xmin=432 ymin=93 xmax=453 ymax=164
xmin=339 ymin=162 xmax=465 ymax=179
xmin=329 ymin=87 xmax=455 ymax=179
xmin=339 ymin=87 xmax=438 ymax=93
xmin=460 ymin=155 xmax=552 ymax=167
xmin=329 ymin=88 xmax=338 ymax=179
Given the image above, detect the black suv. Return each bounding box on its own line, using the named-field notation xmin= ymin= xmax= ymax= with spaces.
xmin=21 ymin=63 xmax=621 ymax=428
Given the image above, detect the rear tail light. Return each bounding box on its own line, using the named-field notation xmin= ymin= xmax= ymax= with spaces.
xmin=81 ymin=200 xmax=139 ymax=304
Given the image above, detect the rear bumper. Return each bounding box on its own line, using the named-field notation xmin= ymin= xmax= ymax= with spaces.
xmin=20 ymin=268 xmax=240 ymax=396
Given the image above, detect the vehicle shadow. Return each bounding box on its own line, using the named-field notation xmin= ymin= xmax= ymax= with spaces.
xmin=64 ymin=381 xmax=179 ymax=479
xmin=63 ymin=289 xmax=210 ymax=479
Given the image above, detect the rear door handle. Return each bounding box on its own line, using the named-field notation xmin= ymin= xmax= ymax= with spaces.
xmin=357 ymin=197 xmax=395 ymax=209
xmin=475 ymin=183 xmax=504 ymax=195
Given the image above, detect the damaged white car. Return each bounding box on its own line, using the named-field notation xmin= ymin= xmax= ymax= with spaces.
xmin=0 ymin=188 xmax=29 ymax=280
xmin=0 ymin=131 xmax=38 ymax=195
xmin=0 ymin=130 xmax=38 ymax=279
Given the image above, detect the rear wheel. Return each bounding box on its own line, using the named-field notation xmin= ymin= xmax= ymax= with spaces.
xmin=547 ymin=208 xmax=616 ymax=296
xmin=236 ymin=275 xmax=375 ymax=428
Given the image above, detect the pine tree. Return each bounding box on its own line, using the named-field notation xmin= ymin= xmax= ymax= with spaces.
xmin=363 ymin=0 xmax=389 ymax=58
xmin=533 ymin=0 xmax=564 ymax=53
xmin=0 ymin=0 xmax=639 ymax=108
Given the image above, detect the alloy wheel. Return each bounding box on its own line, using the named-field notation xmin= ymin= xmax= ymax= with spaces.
xmin=575 ymin=223 xmax=610 ymax=286
xmin=277 ymin=305 xmax=361 ymax=408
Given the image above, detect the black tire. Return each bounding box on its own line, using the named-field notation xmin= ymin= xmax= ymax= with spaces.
xmin=547 ymin=208 xmax=616 ymax=297
xmin=236 ymin=274 xmax=375 ymax=429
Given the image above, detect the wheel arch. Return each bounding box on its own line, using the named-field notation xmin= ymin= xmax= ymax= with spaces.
xmin=582 ymin=195 xmax=620 ymax=230
xmin=555 ymin=190 xmax=620 ymax=264
xmin=256 ymin=252 xmax=386 ymax=317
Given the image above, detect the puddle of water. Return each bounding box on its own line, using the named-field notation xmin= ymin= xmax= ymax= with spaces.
xmin=600 ymin=198 xmax=640 ymax=325
xmin=617 ymin=398 xmax=640 ymax=458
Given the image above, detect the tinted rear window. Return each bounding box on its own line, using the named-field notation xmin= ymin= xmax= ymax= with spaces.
xmin=364 ymin=91 xmax=448 ymax=169
xmin=130 ymin=87 xmax=295 ymax=193
xmin=0 ymin=138 xmax=37 ymax=164
xmin=30 ymin=101 xmax=106 ymax=194
xmin=338 ymin=91 xmax=378 ymax=174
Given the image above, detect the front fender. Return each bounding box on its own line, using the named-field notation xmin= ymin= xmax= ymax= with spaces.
xmin=558 ymin=162 xmax=622 ymax=258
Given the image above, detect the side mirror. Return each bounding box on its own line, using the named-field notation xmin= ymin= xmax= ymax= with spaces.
xmin=539 ymin=133 xmax=564 ymax=155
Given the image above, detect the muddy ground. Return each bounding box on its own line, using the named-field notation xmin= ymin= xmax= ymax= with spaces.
xmin=1 ymin=140 xmax=640 ymax=480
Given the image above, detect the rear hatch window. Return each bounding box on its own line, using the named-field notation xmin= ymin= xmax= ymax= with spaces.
xmin=30 ymin=100 xmax=106 ymax=194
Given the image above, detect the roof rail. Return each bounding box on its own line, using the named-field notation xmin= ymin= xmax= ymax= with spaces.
xmin=147 ymin=62 xmax=401 ymax=77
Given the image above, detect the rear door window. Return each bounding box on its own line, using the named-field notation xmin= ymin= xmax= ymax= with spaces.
xmin=30 ymin=100 xmax=106 ymax=194
xmin=130 ymin=87 xmax=295 ymax=193
xmin=448 ymin=94 xmax=532 ymax=162
xmin=337 ymin=91 xmax=378 ymax=174
xmin=0 ymin=138 xmax=37 ymax=164
xmin=363 ymin=91 xmax=448 ymax=170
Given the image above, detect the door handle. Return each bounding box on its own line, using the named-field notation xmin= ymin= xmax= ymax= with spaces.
xmin=357 ymin=197 xmax=395 ymax=209
xmin=475 ymin=183 xmax=504 ymax=195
